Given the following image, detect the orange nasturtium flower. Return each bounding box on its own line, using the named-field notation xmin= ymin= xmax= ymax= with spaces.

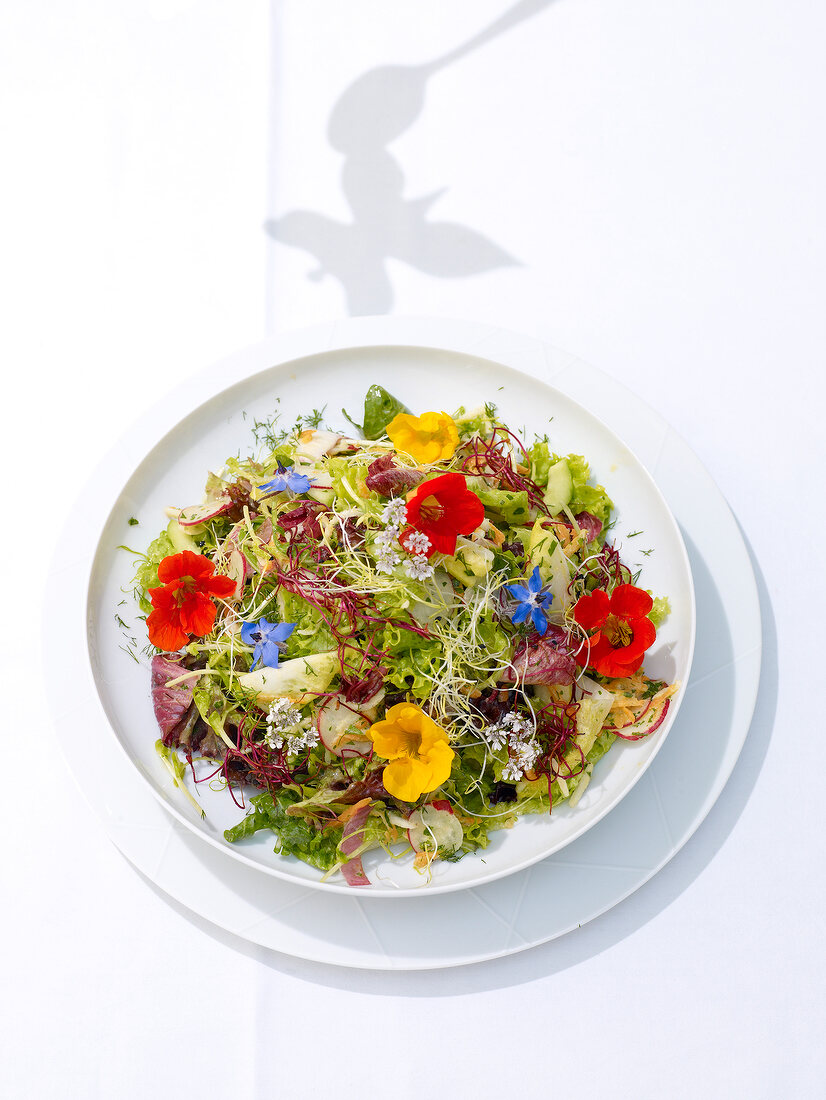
xmin=147 ymin=550 xmax=236 ymax=652
xmin=369 ymin=703 xmax=455 ymax=803
xmin=385 ymin=411 xmax=460 ymax=464
xmin=403 ymin=472 xmax=485 ymax=557
xmin=572 ymin=584 xmax=656 ymax=679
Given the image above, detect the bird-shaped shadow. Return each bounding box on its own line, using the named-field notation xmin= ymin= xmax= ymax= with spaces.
xmin=266 ymin=0 xmax=555 ymax=314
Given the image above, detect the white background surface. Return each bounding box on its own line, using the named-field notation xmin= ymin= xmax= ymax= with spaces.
xmin=1 ymin=2 xmax=823 ymax=1097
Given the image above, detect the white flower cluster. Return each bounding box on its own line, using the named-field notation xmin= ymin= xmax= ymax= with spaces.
xmin=374 ymin=497 xmax=434 ymax=580
xmin=483 ymin=711 xmax=541 ymax=783
xmin=400 ymin=529 xmax=434 ymax=580
xmin=374 ymin=497 xmax=406 ymax=574
xmin=265 ymin=697 xmax=319 ymax=756
xmin=381 ymin=496 xmax=407 ymax=527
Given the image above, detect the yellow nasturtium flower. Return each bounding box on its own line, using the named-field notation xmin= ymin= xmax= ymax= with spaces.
xmin=385 ymin=411 xmax=459 ymax=464
xmin=369 ymin=703 xmax=455 ymax=802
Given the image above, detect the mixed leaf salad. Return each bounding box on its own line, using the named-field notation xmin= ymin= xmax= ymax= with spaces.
xmin=127 ymin=385 xmax=677 ymax=886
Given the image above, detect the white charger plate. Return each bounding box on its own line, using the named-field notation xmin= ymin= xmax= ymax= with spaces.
xmin=47 ymin=318 xmax=760 ymax=965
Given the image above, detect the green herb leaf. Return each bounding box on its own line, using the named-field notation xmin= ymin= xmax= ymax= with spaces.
xmin=362 ymin=385 xmax=409 ymax=440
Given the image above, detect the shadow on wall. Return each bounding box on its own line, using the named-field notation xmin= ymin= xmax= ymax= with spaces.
xmin=266 ymin=0 xmax=557 ymax=313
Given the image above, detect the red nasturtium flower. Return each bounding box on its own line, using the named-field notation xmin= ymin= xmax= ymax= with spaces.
xmin=147 ymin=550 xmax=236 ymax=652
xmin=572 ymin=584 xmax=656 ymax=679
xmin=403 ymin=472 xmax=485 ymax=557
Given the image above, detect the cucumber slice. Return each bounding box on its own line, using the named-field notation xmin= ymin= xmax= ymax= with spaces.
xmin=543 ymin=458 xmax=573 ymax=515
xmin=573 ymin=675 xmax=615 ymax=755
xmin=443 ymin=538 xmax=494 ymax=587
xmin=238 ymin=650 xmax=339 ymax=703
xmin=527 ymin=517 xmax=572 ymax=610
xmin=166 ymin=518 xmax=200 ymax=552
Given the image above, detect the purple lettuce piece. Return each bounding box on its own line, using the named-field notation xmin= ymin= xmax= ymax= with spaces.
xmin=364 ymin=455 xmax=425 ymax=497
xmin=151 ymin=656 xmax=196 ymax=744
xmin=330 ymin=769 xmax=388 ymax=805
xmin=502 ymin=626 xmax=577 ymax=686
xmin=279 ymin=501 xmax=324 ymax=540
xmin=340 ymin=801 xmax=373 ymax=887
xmin=339 ymin=515 xmax=366 ymax=548
xmin=575 ymin=511 xmax=602 ymax=543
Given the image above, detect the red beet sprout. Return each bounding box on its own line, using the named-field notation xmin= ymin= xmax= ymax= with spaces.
xmin=531 ymin=698 xmax=584 ymax=805
xmin=579 ymin=542 xmax=633 ymax=590
xmin=459 ymin=429 xmax=550 ymax=516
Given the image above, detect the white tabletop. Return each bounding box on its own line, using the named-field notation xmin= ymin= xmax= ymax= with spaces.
xmin=2 ymin=2 xmax=823 ymax=1096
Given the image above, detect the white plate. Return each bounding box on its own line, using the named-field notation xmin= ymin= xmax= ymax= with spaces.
xmin=47 ymin=318 xmax=759 ymax=966
xmin=83 ymin=327 xmax=694 ymax=896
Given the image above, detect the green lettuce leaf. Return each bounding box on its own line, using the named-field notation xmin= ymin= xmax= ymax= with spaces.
xmin=474 ymin=486 xmax=532 ymax=526
xmin=528 ymin=439 xmax=552 ymax=486
xmin=380 ymin=624 xmax=444 ymax=698
xmin=326 ymin=455 xmax=381 ymax=514
xmin=565 ymin=454 xmax=613 ymax=527
xmin=277 ymin=589 xmax=338 ymax=656
xmin=129 ymin=531 xmax=175 ymax=613
xmin=224 ymin=789 xmax=344 ymax=871
xmin=649 ymin=596 xmax=671 ymax=628
xmin=193 ymin=678 xmax=237 ymax=743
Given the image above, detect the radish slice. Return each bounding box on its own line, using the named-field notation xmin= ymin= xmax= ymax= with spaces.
xmin=178 ymin=498 xmax=232 ymax=526
xmin=225 ymin=548 xmax=247 ymax=600
xmin=358 ymin=687 xmax=385 ymax=722
xmin=408 ymin=804 xmax=463 ymax=857
xmin=317 ymin=695 xmax=373 ymax=758
xmin=612 ymin=698 xmax=670 ymax=740
xmin=307 ymin=469 xmax=334 ymax=489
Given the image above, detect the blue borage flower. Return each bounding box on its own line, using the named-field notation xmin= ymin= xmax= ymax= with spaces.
xmin=240 ymin=618 xmax=296 ymax=668
xmin=259 ymin=465 xmax=313 ymax=495
xmin=505 ymin=566 xmax=554 ymax=636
